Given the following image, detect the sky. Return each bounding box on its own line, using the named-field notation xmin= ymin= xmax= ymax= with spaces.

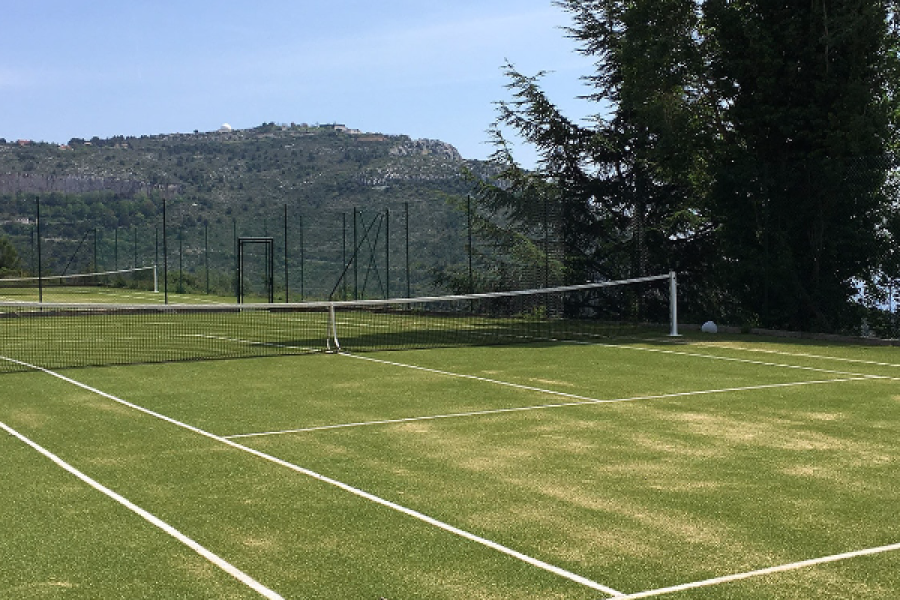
xmin=1 ymin=1 xmax=598 ymax=167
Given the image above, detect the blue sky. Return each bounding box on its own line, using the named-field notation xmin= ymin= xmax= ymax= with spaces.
xmin=1 ymin=1 xmax=597 ymax=166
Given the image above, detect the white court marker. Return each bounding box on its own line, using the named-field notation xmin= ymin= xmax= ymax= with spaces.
xmin=643 ymin=337 xmax=900 ymax=370
xmin=218 ymin=350 xmax=882 ymax=440
xmin=0 ymin=355 xmax=622 ymax=597
xmin=588 ymin=341 xmax=898 ymax=380
xmin=339 ymin=350 xmax=886 ymax=393
xmin=0 ymin=420 xmax=284 ymax=600
xmin=609 ymin=542 xmax=900 ymax=599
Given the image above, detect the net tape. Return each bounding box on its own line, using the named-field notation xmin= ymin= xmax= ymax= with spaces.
xmin=0 ymin=273 xmax=676 ymax=372
xmin=0 ymin=265 xmax=157 ymax=286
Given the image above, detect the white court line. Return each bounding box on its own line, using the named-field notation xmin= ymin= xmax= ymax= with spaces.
xmin=669 ymin=340 xmax=900 ymax=369
xmin=343 ymin=349 xmax=888 ymax=387
xmin=610 ymin=541 xmax=900 ymax=599
xmin=224 ymin=347 xmax=891 ymax=439
xmin=226 ymin=374 xmax=871 ymax=439
xmin=585 ymin=341 xmax=899 ymax=380
xmin=0 ymin=355 xmax=621 ymax=597
xmin=0 ymin=420 xmax=284 ymax=600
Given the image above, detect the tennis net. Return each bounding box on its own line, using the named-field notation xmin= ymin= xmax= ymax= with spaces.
xmin=0 ymin=266 xmax=159 ymax=302
xmin=0 ymin=273 xmax=678 ymax=372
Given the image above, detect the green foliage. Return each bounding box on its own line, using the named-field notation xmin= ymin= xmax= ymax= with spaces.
xmin=434 ymin=173 xmax=567 ymax=293
xmin=704 ymin=1 xmax=900 ymax=331
xmin=484 ymin=0 xmax=900 ymax=333
xmin=0 ymin=237 xmax=21 ymax=276
xmin=481 ymin=0 xmax=717 ymax=314
xmin=0 ymin=126 xmax=490 ymax=297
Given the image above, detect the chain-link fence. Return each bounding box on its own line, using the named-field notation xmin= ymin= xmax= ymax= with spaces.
xmin=0 ymin=190 xmax=566 ymax=303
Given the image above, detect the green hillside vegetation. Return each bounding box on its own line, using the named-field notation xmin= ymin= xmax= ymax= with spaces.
xmin=0 ymin=123 xmax=494 ymax=299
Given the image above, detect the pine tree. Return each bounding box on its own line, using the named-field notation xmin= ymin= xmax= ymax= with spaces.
xmin=0 ymin=237 xmax=22 ymax=276
xmin=705 ymin=0 xmax=900 ymax=330
xmin=481 ymin=0 xmax=900 ymax=331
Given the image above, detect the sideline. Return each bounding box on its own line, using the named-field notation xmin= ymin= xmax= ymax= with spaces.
xmin=0 ymin=420 xmax=284 ymax=600
xmin=0 ymin=354 xmax=622 ymax=597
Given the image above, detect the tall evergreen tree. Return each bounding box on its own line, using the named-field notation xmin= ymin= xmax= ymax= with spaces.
xmin=482 ymin=0 xmax=900 ymax=330
xmin=487 ymin=1 xmax=711 ymax=277
xmin=705 ymin=0 xmax=900 ymax=330
xmin=0 ymin=237 xmax=22 ymax=276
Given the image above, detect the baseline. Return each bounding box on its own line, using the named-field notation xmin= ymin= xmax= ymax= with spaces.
xmin=0 ymin=420 xmax=284 ymax=600
xmin=611 ymin=541 xmax=900 ymax=599
xmin=584 ymin=341 xmax=898 ymax=380
xmin=662 ymin=339 xmax=900 ymax=370
xmin=0 ymin=354 xmax=622 ymax=597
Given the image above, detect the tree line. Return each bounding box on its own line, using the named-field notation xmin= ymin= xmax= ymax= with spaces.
xmin=477 ymin=0 xmax=900 ymax=335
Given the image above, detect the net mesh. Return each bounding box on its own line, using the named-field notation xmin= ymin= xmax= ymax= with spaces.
xmin=0 ymin=274 xmax=675 ymax=373
xmin=0 ymin=266 xmax=158 ymax=302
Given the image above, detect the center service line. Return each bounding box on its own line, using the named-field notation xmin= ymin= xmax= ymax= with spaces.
xmin=226 ymin=375 xmax=869 ymax=439
xmin=0 ymin=355 xmax=622 ymax=597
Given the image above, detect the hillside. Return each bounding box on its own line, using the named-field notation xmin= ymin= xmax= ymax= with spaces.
xmin=0 ymin=123 xmax=493 ymax=299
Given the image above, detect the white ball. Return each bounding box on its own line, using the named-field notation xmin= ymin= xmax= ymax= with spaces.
xmin=701 ymin=321 xmax=718 ymax=334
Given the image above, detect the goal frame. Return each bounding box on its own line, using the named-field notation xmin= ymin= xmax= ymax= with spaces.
xmin=237 ymin=237 xmax=275 ymax=304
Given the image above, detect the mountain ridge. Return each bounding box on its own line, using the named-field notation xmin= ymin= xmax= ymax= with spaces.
xmin=0 ymin=122 xmax=480 ymax=198
xmin=0 ymin=122 xmax=492 ymax=298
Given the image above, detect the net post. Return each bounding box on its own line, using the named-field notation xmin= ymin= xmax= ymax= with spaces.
xmin=153 ymin=265 xmax=159 ymax=293
xmin=36 ymin=198 xmax=43 ymax=303
xmin=668 ymin=270 xmax=680 ymax=337
xmin=327 ymin=303 xmax=341 ymax=352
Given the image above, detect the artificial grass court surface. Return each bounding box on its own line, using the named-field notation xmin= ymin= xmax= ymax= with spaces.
xmin=1 ymin=334 xmax=898 ymax=598
xmin=0 ymin=285 xmax=236 ymax=304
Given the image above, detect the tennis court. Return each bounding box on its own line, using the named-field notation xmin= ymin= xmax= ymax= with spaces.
xmin=2 ymin=297 xmax=899 ymax=598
